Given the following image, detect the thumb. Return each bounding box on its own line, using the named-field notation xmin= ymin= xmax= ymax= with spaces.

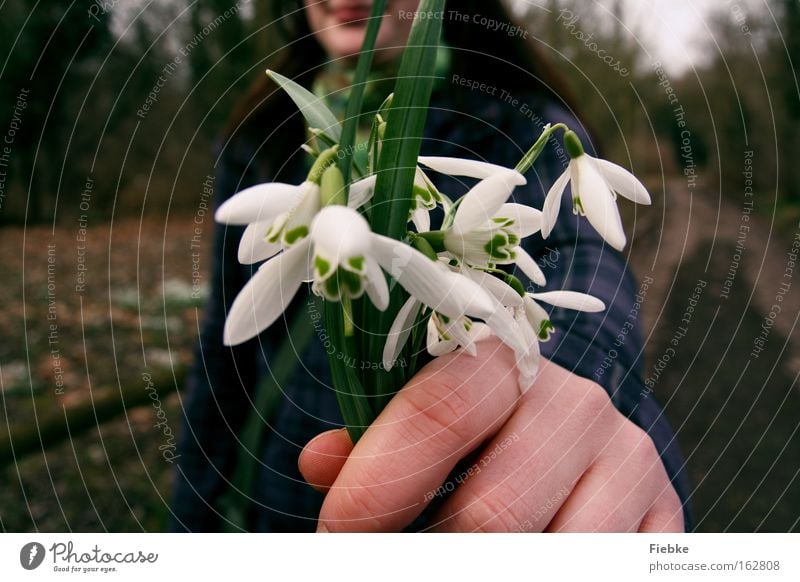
xmin=298 ymin=428 xmax=354 ymax=493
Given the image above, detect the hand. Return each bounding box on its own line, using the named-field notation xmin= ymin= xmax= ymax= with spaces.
xmin=299 ymin=338 xmax=684 ymax=532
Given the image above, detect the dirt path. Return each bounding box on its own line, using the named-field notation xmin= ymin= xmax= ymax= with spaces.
xmin=627 ymin=177 xmax=800 ymax=532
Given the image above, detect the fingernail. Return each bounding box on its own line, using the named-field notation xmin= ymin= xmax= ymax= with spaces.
xmin=316 ymin=522 xmax=329 ymax=533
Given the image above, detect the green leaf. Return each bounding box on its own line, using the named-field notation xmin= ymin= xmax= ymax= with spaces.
xmin=361 ymin=0 xmax=446 ymax=403
xmin=370 ymin=0 xmax=445 ymax=239
xmin=267 ymin=69 xmax=342 ymax=141
xmin=321 ymin=0 xmax=388 ymax=443
xmin=336 ymin=0 xmax=388 ymax=188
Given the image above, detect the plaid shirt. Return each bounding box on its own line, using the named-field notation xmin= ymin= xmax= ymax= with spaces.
xmin=170 ymin=89 xmax=692 ymax=532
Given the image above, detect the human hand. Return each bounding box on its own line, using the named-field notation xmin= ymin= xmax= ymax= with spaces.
xmin=299 ymin=338 xmax=684 ymax=532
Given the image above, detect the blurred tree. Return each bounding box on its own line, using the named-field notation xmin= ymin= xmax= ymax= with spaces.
xmin=524 ymin=0 xmax=644 ymax=164
xmin=185 ymin=0 xmax=255 ymax=128
xmin=0 ymin=1 xmax=113 ymax=223
xmin=783 ymin=0 xmax=800 ymax=119
xmin=776 ymin=0 xmax=800 ymax=202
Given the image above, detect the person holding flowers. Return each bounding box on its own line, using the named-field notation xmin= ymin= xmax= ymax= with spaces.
xmin=171 ymin=0 xmax=691 ymax=533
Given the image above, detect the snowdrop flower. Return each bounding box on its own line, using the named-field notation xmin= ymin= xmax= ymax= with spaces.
xmin=215 ymin=147 xmax=377 ymax=265
xmin=381 ymin=291 xmax=495 ymax=370
xmin=541 ymin=130 xmax=651 ymax=251
xmin=409 ymin=168 xmax=446 ymax=233
xmin=417 ymin=157 xmax=546 ymax=285
xmin=382 ymin=293 xmax=491 ymax=370
xmin=223 ymin=205 xmax=503 ymax=346
xmin=382 ymin=260 xmax=531 ymax=387
xmin=465 ymin=270 xmax=605 ymax=391
xmin=522 ymin=291 xmax=605 ymax=342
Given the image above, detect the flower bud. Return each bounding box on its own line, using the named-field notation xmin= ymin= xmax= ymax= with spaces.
xmin=320 ymin=165 xmax=346 ymax=207
xmin=307 ymin=145 xmax=340 ymax=184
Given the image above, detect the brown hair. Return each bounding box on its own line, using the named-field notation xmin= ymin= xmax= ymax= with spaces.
xmin=224 ymin=0 xmax=581 ymax=149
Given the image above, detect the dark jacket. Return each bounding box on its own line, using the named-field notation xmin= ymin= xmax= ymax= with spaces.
xmin=170 ymin=86 xmax=692 ymax=532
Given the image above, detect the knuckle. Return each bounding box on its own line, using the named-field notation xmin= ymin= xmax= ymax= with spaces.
xmin=627 ymin=430 xmax=660 ymax=468
xmin=574 ymin=379 xmax=614 ymax=422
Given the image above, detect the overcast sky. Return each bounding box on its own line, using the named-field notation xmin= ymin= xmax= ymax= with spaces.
xmin=519 ymin=0 xmax=764 ymax=74
xmin=619 ymin=0 xmax=726 ymax=73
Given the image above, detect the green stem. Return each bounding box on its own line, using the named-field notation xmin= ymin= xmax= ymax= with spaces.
xmin=514 ymin=123 xmax=569 ymax=174
xmin=370 ymin=0 xmax=445 ymax=239
xmin=325 ymin=300 xmax=374 ymax=442
xmin=336 ymin=0 xmax=388 ymax=190
xmin=322 ymin=0 xmax=387 ymax=441
xmin=364 ymin=0 xmax=446 ymax=406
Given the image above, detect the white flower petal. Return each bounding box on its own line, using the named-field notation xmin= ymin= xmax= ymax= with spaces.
xmin=465 ymin=269 xmax=524 ymax=308
xmin=471 ymin=322 xmax=493 ymax=344
xmin=283 ymin=182 xmax=321 ymax=242
xmin=310 ymin=206 xmax=371 ymax=265
xmin=215 ymin=182 xmax=304 ymax=225
xmin=223 ymin=239 xmax=310 ymax=346
xmin=514 ymin=318 xmax=541 ymax=393
xmin=365 ymin=256 xmax=389 ymax=311
xmin=484 ymin=305 xmax=528 ymax=356
xmin=427 ymin=318 xmax=459 ymax=357
xmin=523 ymin=295 xmax=551 ymax=330
xmin=496 ymin=203 xmax=542 ymax=238
xmin=594 ymin=158 xmax=652 ymax=205
xmin=443 ymin=317 xmax=477 ymax=355
xmin=513 ymin=246 xmax=547 ymax=286
xmin=411 ymin=207 xmax=431 ymax=233
xmin=418 ymin=156 xmax=526 ymax=185
xmin=371 ymin=235 xmax=495 ymax=321
xmin=531 ymin=290 xmax=606 ymax=312
xmin=452 ymin=172 xmax=521 ymax=234
xmin=574 ymin=157 xmax=626 ymax=250
xmin=238 ymin=221 xmax=282 ymax=265
xmin=347 ymin=175 xmax=377 ymax=210
xmin=541 ymin=168 xmax=571 ymax=238
xmin=383 ymin=296 xmax=420 ymax=370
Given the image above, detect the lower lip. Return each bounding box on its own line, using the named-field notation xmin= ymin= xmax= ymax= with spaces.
xmin=332 ymin=7 xmax=371 ymax=24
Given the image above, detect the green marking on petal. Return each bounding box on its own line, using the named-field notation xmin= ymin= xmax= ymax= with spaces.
xmin=266 ymin=225 xmax=283 ymax=244
xmin=284 ymin=225 xmax=309 ymax=245
xmin=339 ymin=267 xmax=364 ymax=295
xmin=538 ymin=320 xmax=555 ymax=342
xmin=324 ymin=275 xmax=340 ymax=299
xmin=347 ymin=256 xmax=366 ymax=272
xmin=573 ymin=197 xmax=585 ymax=216
xmin=315 ymin=256 xmax=331 ymax=277
xmin=485 ymin=233 xmax=512 ymax=261
xmin=317 ymin=265 xmax=366 ymax=302
xmin=492 ymin=217 xmax=515 ymax=228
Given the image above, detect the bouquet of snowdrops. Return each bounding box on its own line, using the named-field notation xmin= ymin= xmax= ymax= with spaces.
xmin=215 ymin=0 xmax=650 ymax=442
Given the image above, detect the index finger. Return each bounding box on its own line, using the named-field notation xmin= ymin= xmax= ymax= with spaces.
xmin=317 ymin=338 xmax=521 ymax=532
